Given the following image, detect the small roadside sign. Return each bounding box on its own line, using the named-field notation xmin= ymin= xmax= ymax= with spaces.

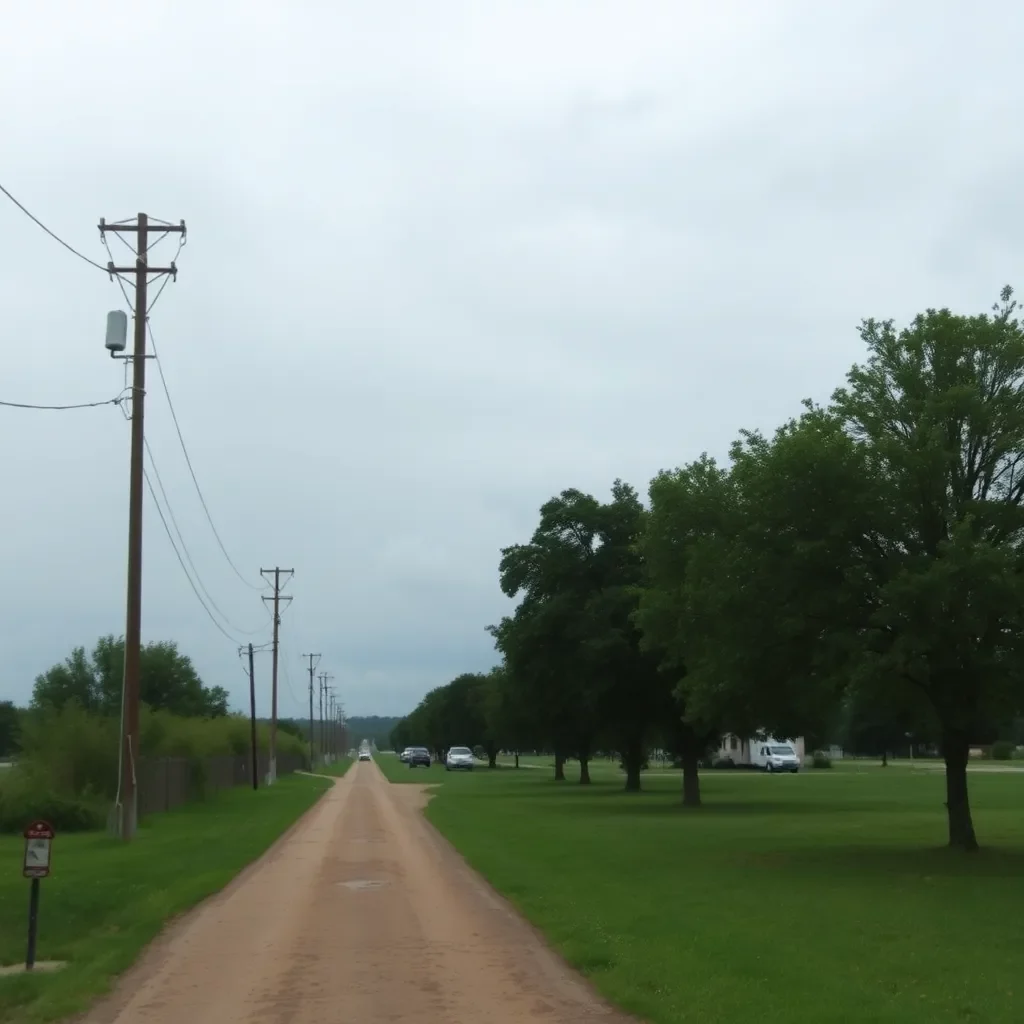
xmin=23 ymin=820 xmax=54 ymax=879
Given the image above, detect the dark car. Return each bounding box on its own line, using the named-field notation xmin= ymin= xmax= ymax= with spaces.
xmin=407 ymin=746 xmax=432 ymax=768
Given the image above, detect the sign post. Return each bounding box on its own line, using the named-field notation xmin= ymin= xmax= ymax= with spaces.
xmin=22 ymin=820 xmax=54 ymax=971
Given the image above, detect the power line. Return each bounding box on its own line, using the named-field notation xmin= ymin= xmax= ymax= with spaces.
xmin=1 ymin=394 xmax=126 ymax=411
xmin=143 ymin=439 xmax=266 ymax=637
xmin=146 ymin=321 xmax=265 ymax=592
xmin=142 ymin=463 xmax=246 ymax=646
xmin=1 ymin=181 xmax=111 ymax=273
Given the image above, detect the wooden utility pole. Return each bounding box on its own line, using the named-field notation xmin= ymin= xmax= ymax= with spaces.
xmin=100 ymin=213 xmax=185 ymax=842
xmin=326 ymin=684 xmax=337 ymax=759
xmin=260 ymin=568 xmax=293 ymax=784
xmin=318 ymin=672 xmax=326 ymax=761
xmin=328 ymin=691 xmax=336 ymax=759
xmin=302 ymin=653 xmax=320 ymax=768
xmin=247 ymin=643 xmax=258 ymax=791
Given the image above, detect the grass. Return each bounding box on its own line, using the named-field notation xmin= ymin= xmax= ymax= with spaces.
xmin=374 ymin=752 xmax=450 ymax=784
xmin=0 ymin=771 xmax=332 ymax=1024
xmin=379 ymin=753 xmax=1024 ymax=1024
xmin=313 ymin=756 xmax=353 ymax=778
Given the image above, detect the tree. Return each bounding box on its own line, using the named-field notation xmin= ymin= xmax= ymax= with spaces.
xmin=662 ymin=289 xmax=1024 ymax=850
xmin=638 ymin=456 xmax=744 ymax=806
xmin=492 ymin=482 xmax=668 ymax=788
xmin=31 ymin=635 xmax=229 ymax=719
xmin=0 ymin=701 xmax=21 ymax=758
xmin=486 ymin=663 xmax=538 ymax=768
xmin=826 ymin=288 xmax=1024 ymax=850
xmin=491 ymin=488 xmax=608 ymax=783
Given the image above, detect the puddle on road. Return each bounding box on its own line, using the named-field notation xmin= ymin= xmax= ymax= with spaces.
xmin=339 ymin=879 xmax=389 ymax=891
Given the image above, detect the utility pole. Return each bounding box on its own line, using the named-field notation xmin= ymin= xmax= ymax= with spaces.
xmin=328 ymin=690 xmax=336 ymax=760
xmin=260 ymin=568 xmax=293 ymax=784
xmin=324 ymin=675 xmax=336 ymax=760
xmin=326 ymin=683 xmax=337 ymax=759
xmin=318 ymin=672 xmax=326 ymax=762
xmin=247 ymin=644 xmax=258 ymax=791
xmin=101 ymin=213 xmax=185 ymax=842
xmin=302 ymin=653 xmax=321 ymax=769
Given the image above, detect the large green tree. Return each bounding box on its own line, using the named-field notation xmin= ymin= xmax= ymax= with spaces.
xmin=493 ymin=482 xmax=676 ymax=789
xmin=656 ymin=289 xmax=1024 ymax=850
xmin=828 ymin=288 xmax=1024 ymax=849
xmin=32 ymin=635 xmax=229 ymax=719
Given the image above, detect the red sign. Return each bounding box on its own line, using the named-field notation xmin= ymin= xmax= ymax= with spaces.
xmin=23 ymin=820 xmax=54 ymax=879
xmin=24 ymin=821 xmax=55 ymax=841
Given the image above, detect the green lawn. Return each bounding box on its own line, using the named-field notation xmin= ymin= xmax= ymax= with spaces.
xmin=384 ymin=756 xmax=1024 ymax=1024
xmin=0 ymin=772 xmax=332 ymax=1024
xmin=374 ymin=751 xmax=449 ymax=784
xmin=314 ymin=756 xmax=353 ymax=778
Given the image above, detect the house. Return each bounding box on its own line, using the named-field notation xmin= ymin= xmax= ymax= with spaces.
xmin=716 ymin=733 xmax=806 ymax=767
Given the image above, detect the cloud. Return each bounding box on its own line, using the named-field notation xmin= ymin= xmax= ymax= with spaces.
xmin=3 ymin=0 xmax=1024 ymax=717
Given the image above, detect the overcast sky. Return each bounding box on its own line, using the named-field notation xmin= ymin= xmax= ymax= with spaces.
xmin=2 ymin=0 xmax=1022 ymax=718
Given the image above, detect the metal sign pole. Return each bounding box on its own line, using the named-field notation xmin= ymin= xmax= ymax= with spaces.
xmin=22 ymin=819 xmax=54 ymax=971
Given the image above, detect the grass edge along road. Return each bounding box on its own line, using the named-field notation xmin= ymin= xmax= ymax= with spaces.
xmin=374 ymin=751 xmax=1024 ymax=1024
xmin=0 ymin=768 xmax=347 ymax=1024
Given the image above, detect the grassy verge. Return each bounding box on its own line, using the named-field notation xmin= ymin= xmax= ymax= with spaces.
xmin=373 ymin=752 xmax=450 ymax=784
xmin=0 ymin=772 xmax=331 ymax=1024
xmin=314 ymin=756 xmax=353 ymax=778
xmin=415 ymin=763 xmax=1024 ymax=1024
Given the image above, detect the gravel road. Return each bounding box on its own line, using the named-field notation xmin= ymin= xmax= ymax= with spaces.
xmin=79 ymin=760 xmax=635 ymax=1024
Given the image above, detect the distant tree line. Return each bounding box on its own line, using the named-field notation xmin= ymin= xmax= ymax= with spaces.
xmin=392 ymin=289 xmax=1024 ymax=852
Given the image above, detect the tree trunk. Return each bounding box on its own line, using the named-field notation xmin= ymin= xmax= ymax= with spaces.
xmin=881 ymin=750 xmax=888 ymax=767
xmin=623 ymin=737 xmax=643 ymax=792
xmin=579 ymin=756 xmax=591 ymax=784
xmin=487 ymin=745 xmax=497 ymax=769
xmin=681 ymin=746 xmax=701 ymax=807
xmin=942 ymin=729 xmax=979 ymax=851
xmin=554 ymin=751 xmax=565 ymax=781
xmin=514 ymin=751 xmax=519 ymax=769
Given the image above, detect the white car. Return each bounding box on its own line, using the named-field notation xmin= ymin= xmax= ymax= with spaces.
xmin=445 ymin=746 xmax=474 ymax=771
xmin=358 ymin=749 xmax=371 ymax=762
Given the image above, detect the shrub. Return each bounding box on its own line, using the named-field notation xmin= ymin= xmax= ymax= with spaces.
xmin=990 ymin=740 xmax=1014 ymax=761
xmin=711 ymin=756 xmax=736 ymax=770
xmin=811 ymin=751 xmax=833 ymax=769
xmin=0 ymin=767 xmax=106 ymax=833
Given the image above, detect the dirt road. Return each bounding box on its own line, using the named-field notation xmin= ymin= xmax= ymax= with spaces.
xmin=82 ymin=761 xmax=635 ymax=1024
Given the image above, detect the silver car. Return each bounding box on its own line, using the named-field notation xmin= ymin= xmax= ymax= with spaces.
xmin=445 ymin=746 xmax=474 ymax=771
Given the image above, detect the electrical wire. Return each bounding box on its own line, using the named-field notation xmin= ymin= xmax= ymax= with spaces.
xmin=142 ymin=464 xmax=248 ymax=645
xmin=143 ymin=439 xmax=267 ymax=637
xmin=146 ymin=321 xmax=266 ymax=592
xmin=0 ymin=394 xmax=126 ymax=411
xmin=0 ymin=181 xmax=111 ymax=273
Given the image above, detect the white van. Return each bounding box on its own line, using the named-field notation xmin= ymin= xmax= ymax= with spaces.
xmin=750 ymin=739 xmax=800 ymax=773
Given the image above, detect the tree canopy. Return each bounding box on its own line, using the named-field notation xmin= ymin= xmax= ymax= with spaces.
xmin=390 ymin=288 xmax=1024 ymax=851
xmin=31 ymin=635 xmax=229 ymax=720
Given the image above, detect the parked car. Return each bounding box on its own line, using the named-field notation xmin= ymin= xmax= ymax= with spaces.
xmin=399 ymin=748 xmax=412 ymax=763
xmin=445 ymin=746 xmax=474 ymax=771
xmin=407 ymin=746 xmax=432 ymax=768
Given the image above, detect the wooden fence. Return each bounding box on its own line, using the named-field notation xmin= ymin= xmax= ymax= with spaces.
xmin=136 ymin=751 xmax=307 ymax=819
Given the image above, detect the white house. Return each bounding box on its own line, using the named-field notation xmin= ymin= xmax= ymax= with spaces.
xmin=716 ymin=733 xmax=807 ymax=766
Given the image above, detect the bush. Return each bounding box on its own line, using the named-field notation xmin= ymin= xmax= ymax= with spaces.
xmin=811 ymin=751 xmax=833 ymax=769
xmin=0 ymin=767 xmax=106 ymax=833
xmin=711 ymin=756 xmax=736 ymax=770
xmin=6 ymin=704 xmax=310 ymax=831
xmin=990 ymin=741 xmax=1014 ymax=761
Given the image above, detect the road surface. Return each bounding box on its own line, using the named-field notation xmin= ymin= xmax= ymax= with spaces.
xmin=82 ymin=761 xmax=635 ymax=1024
